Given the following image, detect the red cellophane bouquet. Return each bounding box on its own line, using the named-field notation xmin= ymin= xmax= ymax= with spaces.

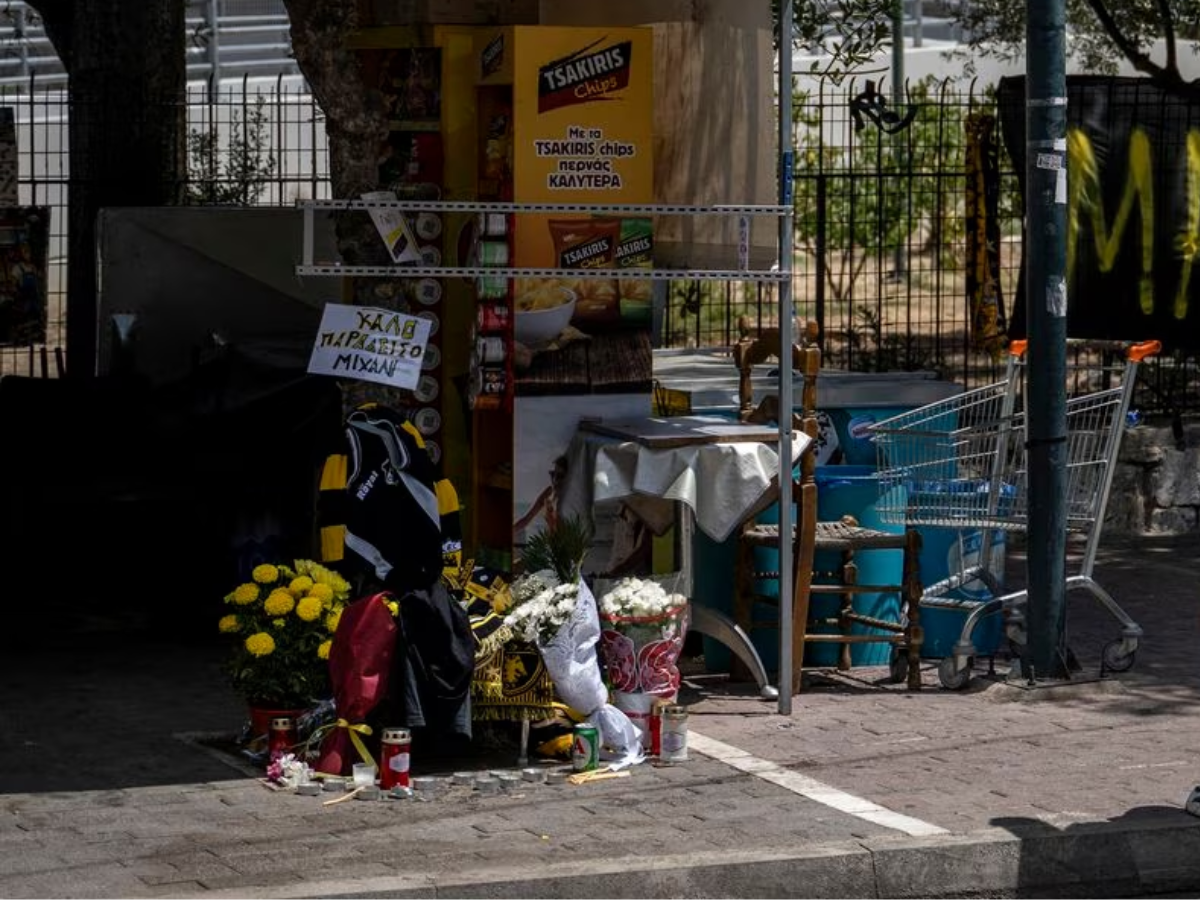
xmin=596 ymin=576 xmax=689 ymax=747
xmin=314 ymin=592 xmax=400 ymax=776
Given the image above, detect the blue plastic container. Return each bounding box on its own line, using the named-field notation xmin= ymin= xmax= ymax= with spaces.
xmin=695 ymin=465 xmax=907 ymax=672
xmin=916 ymin=526 xmax=1005 ymax=658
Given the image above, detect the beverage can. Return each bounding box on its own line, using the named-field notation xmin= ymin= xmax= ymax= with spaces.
xmin=477 ymin=303 xmax=510 ymax=333
xmin=571 ymin=723 xmax=601 ymax=772
xmin=476 ymin=275 xmax=509 ymax=299
xmin=379 ymin=727 xmax=412 ymax=790
xmin=478 ymin=211 xmax=508 ymax=238
xmin=479 ymin=366 xmax=507 ymax=395
xmin=477 ymin=240 xmax=510 ymax=267
xmin=469 ymin=392 xmax=502 ymax=411
xmin=476 ymin=336 xmax=507 ymax=365
xmin=660 ymin=705 xmax=689 ymax=763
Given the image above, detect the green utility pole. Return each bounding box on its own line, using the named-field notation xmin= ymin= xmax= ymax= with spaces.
xmin=1024 ymin=0 xmax=1070 ymax=679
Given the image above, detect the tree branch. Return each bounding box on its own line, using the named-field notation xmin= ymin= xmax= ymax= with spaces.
xmin=1154 ymin=0 xmax=1178 ymax=78
xmin=1082 ymin=0 xmax=1179 ymax=84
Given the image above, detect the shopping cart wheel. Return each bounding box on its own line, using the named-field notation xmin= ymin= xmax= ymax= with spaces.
xmin=888 ymin=648 xmax=909 ymax=684
xmin=1101 ymin=639 xmax=1137 ymax=674
xmin=938 ymin=656 xmax=973 ymax=690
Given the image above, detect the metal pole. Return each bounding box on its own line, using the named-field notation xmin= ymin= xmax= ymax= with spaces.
xmin=1024 ymin=0 xmax=1070 ymax=680
xmin=891 ymin=0 xmax=907 ymax=279
xmin=777 ymin=0 xmax=797 ymax=715
xmin=208 ymin=0 xmax=222 ymax=102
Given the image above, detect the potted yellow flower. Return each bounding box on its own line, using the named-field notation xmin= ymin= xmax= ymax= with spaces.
xmin=218 ymin=559 xmax=351 ymax=735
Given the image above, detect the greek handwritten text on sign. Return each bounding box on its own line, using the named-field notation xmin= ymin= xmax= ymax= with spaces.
xmin=308 ymin=303 xmax=431 ymax=391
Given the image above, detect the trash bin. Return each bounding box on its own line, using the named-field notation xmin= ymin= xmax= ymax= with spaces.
xmin=901 ymin=479 xmax=1016 ymax=659
xmin=916 ymin=526 xmax=1005 ymax=658
xmin=696 ymin=465 xmax=907 ymax=672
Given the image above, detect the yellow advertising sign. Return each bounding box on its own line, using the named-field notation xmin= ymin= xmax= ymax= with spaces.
xmin=508 ymin=25 xmax=654 ymax=267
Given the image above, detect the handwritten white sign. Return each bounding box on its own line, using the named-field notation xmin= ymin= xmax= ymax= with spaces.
xmin=308 ymin=303 xmax=431 ymax=390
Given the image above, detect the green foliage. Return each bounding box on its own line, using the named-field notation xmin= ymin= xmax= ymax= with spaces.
xmin=772 ymin=0 xmax=896 ymax=81
xmin=519 ymin=515 xmax=593 ymax=584
xmin=950 ymin=0 xmax=1200 ymax=82
xmin=187 ymin=96 xmax=278 ymax=205
xmin=845 ymin=306 xmax=945 ymax=374
xmin=793 ymin=77 xmax=968 ymax=303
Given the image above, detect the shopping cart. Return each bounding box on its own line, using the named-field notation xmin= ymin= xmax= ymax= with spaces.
xmin=867 ymin=338 xmax=1162 ymax=689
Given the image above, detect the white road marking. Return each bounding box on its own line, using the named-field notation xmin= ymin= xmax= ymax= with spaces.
xmin=689 ymin=731 xmax=949 ymax=838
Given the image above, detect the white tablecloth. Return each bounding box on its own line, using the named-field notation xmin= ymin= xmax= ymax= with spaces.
xmin=559 ymin=427 xmax=810 ymax=543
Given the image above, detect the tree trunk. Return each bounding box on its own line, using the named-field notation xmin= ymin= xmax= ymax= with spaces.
xmin=285 ymin=0 xmax=408 ymax=412
xmin=42 ymin=0 xmax=187 ymax=378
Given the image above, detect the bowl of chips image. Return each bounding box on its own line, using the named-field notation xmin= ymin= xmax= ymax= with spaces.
xmin=514 ymin=281 xmax=577 ymax=345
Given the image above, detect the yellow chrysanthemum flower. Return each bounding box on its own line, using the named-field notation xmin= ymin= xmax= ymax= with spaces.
xmin=245 ymin=632 xmax=275 ymax=656
xmin=218 ymin=614 xmax=240 ymax=633
xmin=264 ymin=589 xmax=295 ymax=616
xmin=325 ymin=605 xmax=343 ymax=634
xmin=231 ymin=583 xmax=259 ymax=606
xmin=308 ymin=583 xmax=334 ymax=605
xmin=317 ymin=640 xmax=332 ymax=660
xmin=289 ymin=576 xmax=314 ymax=598
xmin=296 ymin=596 xmax=323 ymax=622
xmin=252 ymin=564 xmax=279 ymax=584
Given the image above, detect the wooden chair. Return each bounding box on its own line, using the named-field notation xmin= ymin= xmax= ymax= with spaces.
xmin=732 ymin=318 xmax=924 ymax=695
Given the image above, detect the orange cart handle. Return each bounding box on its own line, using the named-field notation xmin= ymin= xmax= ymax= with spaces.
xmin=1007 ymin=338 xmax=1161 ymax=362
xmin=1126 ymin=340 xmax=1162 ymax=362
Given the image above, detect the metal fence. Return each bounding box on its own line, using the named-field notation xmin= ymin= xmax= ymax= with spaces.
xmin=1 ymin=68 xmax=1196 ymax=417
xmin=0 ymin=73 xmax=328 ymax=377
xmin=0 ymin=0 xmax=297 ymax=89
xmin=660 ymin=76 xmax=1200 ymax=418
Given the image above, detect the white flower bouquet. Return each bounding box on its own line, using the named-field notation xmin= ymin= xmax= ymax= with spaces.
xmin=597 ymin=576 xmax=689 ymax=698
xmin=506 ymin=519 xmax=643 ymax=767
xmin=505 ymin=572 xmax=576 ymax=645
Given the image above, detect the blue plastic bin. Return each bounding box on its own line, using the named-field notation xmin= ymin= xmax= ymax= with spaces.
xmin=916 ymin=526 xmax=1005 ymax=658
xmin=695 ymin=465 xmax=907 ymax=673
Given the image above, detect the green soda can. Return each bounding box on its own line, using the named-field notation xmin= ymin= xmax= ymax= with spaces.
xmin=571 ymin=723 xmax=600 ymax=772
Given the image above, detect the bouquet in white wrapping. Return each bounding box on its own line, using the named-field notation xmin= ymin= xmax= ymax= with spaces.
xmin=507 ymin=519 xmax=643 ymax=768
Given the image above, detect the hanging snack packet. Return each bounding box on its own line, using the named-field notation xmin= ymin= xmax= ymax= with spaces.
xmin=362 ymin=190 xmax=423 ymax=265
xmin=614 ymin=217 xmax=654 ymax=325
xmin=548 ymin=218 xmax=621 ymax=325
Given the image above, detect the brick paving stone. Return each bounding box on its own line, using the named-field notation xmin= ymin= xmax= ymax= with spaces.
xmin=1 ymin=534 xmax=1198 ymax=899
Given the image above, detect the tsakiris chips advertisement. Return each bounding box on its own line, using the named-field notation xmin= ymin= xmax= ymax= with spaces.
xmin=508 ymin=26 xmax=654 ymax=269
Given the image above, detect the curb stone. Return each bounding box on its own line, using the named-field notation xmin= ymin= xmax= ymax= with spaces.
xmin=172 ymin=819 xmax=1200 ymax=900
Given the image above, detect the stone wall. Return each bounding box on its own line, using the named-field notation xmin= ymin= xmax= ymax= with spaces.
xmin=1107 ymin=418 xmax=1200 ymax=534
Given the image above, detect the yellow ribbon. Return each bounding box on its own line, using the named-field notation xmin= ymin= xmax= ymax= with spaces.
xmin=335 ymin=718 xmax=375 ymax=767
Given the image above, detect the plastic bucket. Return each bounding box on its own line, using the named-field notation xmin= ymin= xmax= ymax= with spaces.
xmin=916 ymin=526 xmax=1005 ymax=658
xmin=701 ymin=465 xmax=907 ymax=671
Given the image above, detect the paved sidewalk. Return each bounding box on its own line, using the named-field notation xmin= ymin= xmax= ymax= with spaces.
xmin=2 ymin=534 xmax=1199 ymax=898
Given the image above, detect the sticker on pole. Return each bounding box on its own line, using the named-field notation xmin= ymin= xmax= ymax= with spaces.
xmin=308 ymin=303 xmax=432 ymax=390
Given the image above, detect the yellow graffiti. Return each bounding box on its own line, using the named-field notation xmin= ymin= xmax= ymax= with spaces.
xmin=1172 ymin=131 xmax=1200 ymax=320
xmin=1068 ymin=125 xmax=1200 ymax=320
xmin=1067 ymin=127 xmax=1155 ymax=315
